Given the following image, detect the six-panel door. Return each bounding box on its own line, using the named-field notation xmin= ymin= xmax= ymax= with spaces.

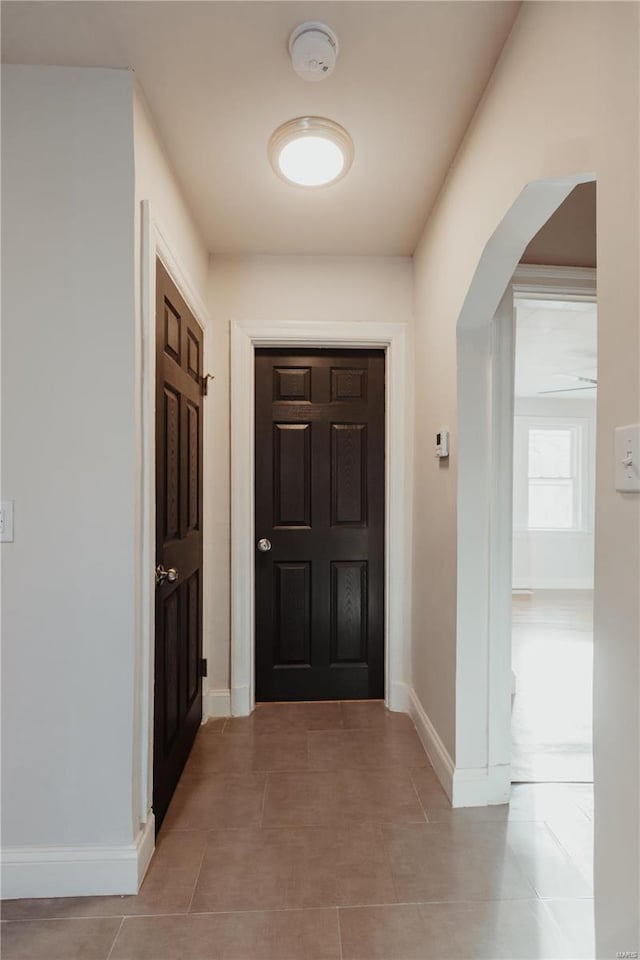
xmin=154 ymin=259 xmax=204 ymax=830
xmin=255 ymin=349 xmax=385 ymax=701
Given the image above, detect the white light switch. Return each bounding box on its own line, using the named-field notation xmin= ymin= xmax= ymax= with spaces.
xmin=615 ymin=424 xmax=640 ymax=492
xmin=0 ymin=501 xmax=14 ymax=542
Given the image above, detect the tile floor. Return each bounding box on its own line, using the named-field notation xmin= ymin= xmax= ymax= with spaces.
xmin=1 ymin=701 xmax=594 ymax=959
xmin=511 ymin=590 xmax=594 ymax=783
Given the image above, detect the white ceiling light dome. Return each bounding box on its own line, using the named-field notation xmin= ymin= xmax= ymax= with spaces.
xmin=289 ymin=22 xmax=339 ymax=82
xmin=269 ymin=117 xmax=354 ymax=188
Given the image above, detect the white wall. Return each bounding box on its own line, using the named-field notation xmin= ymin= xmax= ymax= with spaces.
xmin=512 ymin=397 xmax=596 ymax=590
xmin=410 ymin=4 xmax=639 ymax=954
xmin=205 ymin=255 xmax=413 ymax=699
xmin=1 ymin=67 xmax=137 ymax=852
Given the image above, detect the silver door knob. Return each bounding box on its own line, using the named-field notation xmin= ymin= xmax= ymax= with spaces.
xmin=156 ymin=564 xmax=178 ymax=585
xmin=257 ymin=538 xmax=272 ymax=553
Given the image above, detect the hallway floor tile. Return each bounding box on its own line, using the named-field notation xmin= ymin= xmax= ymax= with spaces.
xmin=1 ymin=701 xmax=594 ymax=959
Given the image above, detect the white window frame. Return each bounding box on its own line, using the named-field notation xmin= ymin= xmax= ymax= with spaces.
xmin=513 ymin=415 xmax=592 ymax=533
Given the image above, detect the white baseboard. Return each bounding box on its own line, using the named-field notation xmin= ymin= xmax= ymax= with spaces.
xmin=231 ymin=684 xmax=252 ymax=717
xmin=512 ymin=578 xmax=593 ymax=590
xmin=388 ymin=680 xmax=411 ymax=713
xmin=204 ymin=688 xmax=231 ymax=718
xmin=136 ymin=816 xmax=155 ymax=888
xmin=408 ymin=688 xmax=455 ymax=802
xmin=1 ymin=816 xmax=155 ymax=900
xmin=452 ymin=763 xmax=511 ymax=807
xmin=408 ymin=688 xmax=511 ymax=808
xmin=216 ymin=684 xmax=410 ymax=717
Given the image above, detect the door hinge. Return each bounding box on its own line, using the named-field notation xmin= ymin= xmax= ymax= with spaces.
xmin=200 ymin=658 xmax=208 ymax=678
xmin=201 ymin=373 xmax=214 ymax=396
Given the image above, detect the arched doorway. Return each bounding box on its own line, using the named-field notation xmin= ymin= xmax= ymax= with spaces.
xmin=453 ymin=173 xmax=595 ymax=805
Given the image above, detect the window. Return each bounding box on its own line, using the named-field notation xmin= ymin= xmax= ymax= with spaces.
xmin=513 ymin=418 xmax=590 ymax=533
xmin=527 ymin=426 xmax=577 ymax=530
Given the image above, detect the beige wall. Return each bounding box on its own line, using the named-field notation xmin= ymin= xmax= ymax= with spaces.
xmin=411 ymin=3 xmax=638 ymax=954
xmin=133 ymin=86 xmax=209 ymax=298
xmin=522 ymin=181 xmax=597 ymax=268
xmin=204 ymin=255 xmax=413 ymax=691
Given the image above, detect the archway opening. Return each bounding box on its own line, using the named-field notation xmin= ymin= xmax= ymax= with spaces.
xmin=454 ymin=172 xmax=596 ymax=806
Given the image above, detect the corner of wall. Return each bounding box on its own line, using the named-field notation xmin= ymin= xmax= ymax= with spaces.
xmin=1 ymin=817 xmax=155 ymax=901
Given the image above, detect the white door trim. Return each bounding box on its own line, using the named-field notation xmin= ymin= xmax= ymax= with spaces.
xmin=512 ymin=263 xmax=597 ymax=301
xmin=138 ymin=200 xmax=211 ymax=825
xmin=230 ymin=320 xmax=410 ymax=717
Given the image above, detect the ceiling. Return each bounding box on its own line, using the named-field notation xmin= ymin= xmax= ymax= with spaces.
xmin=1 ymin=1 xmax=520 ymax=256
xmin=515 ymin=299 xmax=598 ymax=400
xmin=522 ymin=183 xmax=597 ymax=269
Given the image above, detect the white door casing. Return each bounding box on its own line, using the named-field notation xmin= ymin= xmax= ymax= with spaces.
xmin=230 ymin=320 xmax=410 ymax=717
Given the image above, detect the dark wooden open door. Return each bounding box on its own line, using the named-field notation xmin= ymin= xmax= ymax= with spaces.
xmin=255 ymin=349 xmax=385 ymax=702
xmin=154 ymin=259 xmax=204 ymax=830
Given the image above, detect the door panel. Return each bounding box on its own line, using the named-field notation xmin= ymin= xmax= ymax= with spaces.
xmin=255 ymin=349 xmax=384 ymax=702
xmin=154 ymin=259 xmax=204 ymax=831
xmin=331 ymin=423 xmax=367 ymax=525
xmin=273 ymin=423 xmax=311 ymax=526
xmin=274 ymin=562 xmax=311 ymax=665
xmin=331 ymin=560 xmax=368 ymax=664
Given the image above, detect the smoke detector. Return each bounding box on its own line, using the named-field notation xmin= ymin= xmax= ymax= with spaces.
xmin=289 ymin=22 xmax=338 ymax=82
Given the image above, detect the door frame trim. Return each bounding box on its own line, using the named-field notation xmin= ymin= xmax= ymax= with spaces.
xmin=138 ymin=200 xmax=211 ymax=825
xmin=230 ymin=320 xmax=410 ymax=716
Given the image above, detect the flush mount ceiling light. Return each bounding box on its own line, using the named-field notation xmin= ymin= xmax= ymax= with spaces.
xmin=268 ymin=117 xmax=354 ymax=188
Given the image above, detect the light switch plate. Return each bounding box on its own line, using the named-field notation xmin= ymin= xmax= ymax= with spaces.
xmin=0 ymin=501 xmax=14 ymax=542
xmin=615 ymin=424 xmax=640 ymax=492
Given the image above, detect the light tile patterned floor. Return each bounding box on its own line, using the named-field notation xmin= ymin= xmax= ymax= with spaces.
xmin=1 ymin=701 xmax=594 ymax=959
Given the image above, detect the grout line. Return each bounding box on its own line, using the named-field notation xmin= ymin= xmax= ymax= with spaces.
xmin=161 ymin=814 xmax=428 ymax=840
xmin=185 ymin=834 xmax=209 ymax=915
xmin=376 ymin=819 xmax=402 ymax=906
xmin=336 ymin=905 xmax=344 ymax=960
xmin=179 ymin=766 xmax=313 ymax=779
xmin=259 ymin=773 xmax=269 ymax=828
xmin=406 ymin=766 xmax=430 ymax=823
xmin=1 ymin=915 xmax=128 ymax=926
xmin=534 ymin=898 xmax=591 ymax=957
xmin=134 ymin=896 xmax=585 ymax=918
xmin=105 ymin=916 xmax=126 ymax=960
xmin=0 ymin=897 xmax=592 ymax=926
xmin=537 ymin=821 xmax=594 ymax=889
xmin=193 ymin=896 xmax=584 ymax=919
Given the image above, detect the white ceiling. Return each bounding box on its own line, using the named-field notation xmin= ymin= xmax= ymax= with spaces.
xmin=1 ymin=1 xmax=520 ymax=255
xmin=515 ymin=299 xmax=598 ymax=400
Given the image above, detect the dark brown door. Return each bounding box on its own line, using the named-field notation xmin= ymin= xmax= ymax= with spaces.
xmin=255 ymin=349 xmax=385 ymax=702
xmin=154 ymin=259 xmax=204 ymax=830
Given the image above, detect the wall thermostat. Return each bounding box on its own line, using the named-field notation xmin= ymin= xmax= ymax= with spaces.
xmin=435 ymin=430 xmax=450 ymax=459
